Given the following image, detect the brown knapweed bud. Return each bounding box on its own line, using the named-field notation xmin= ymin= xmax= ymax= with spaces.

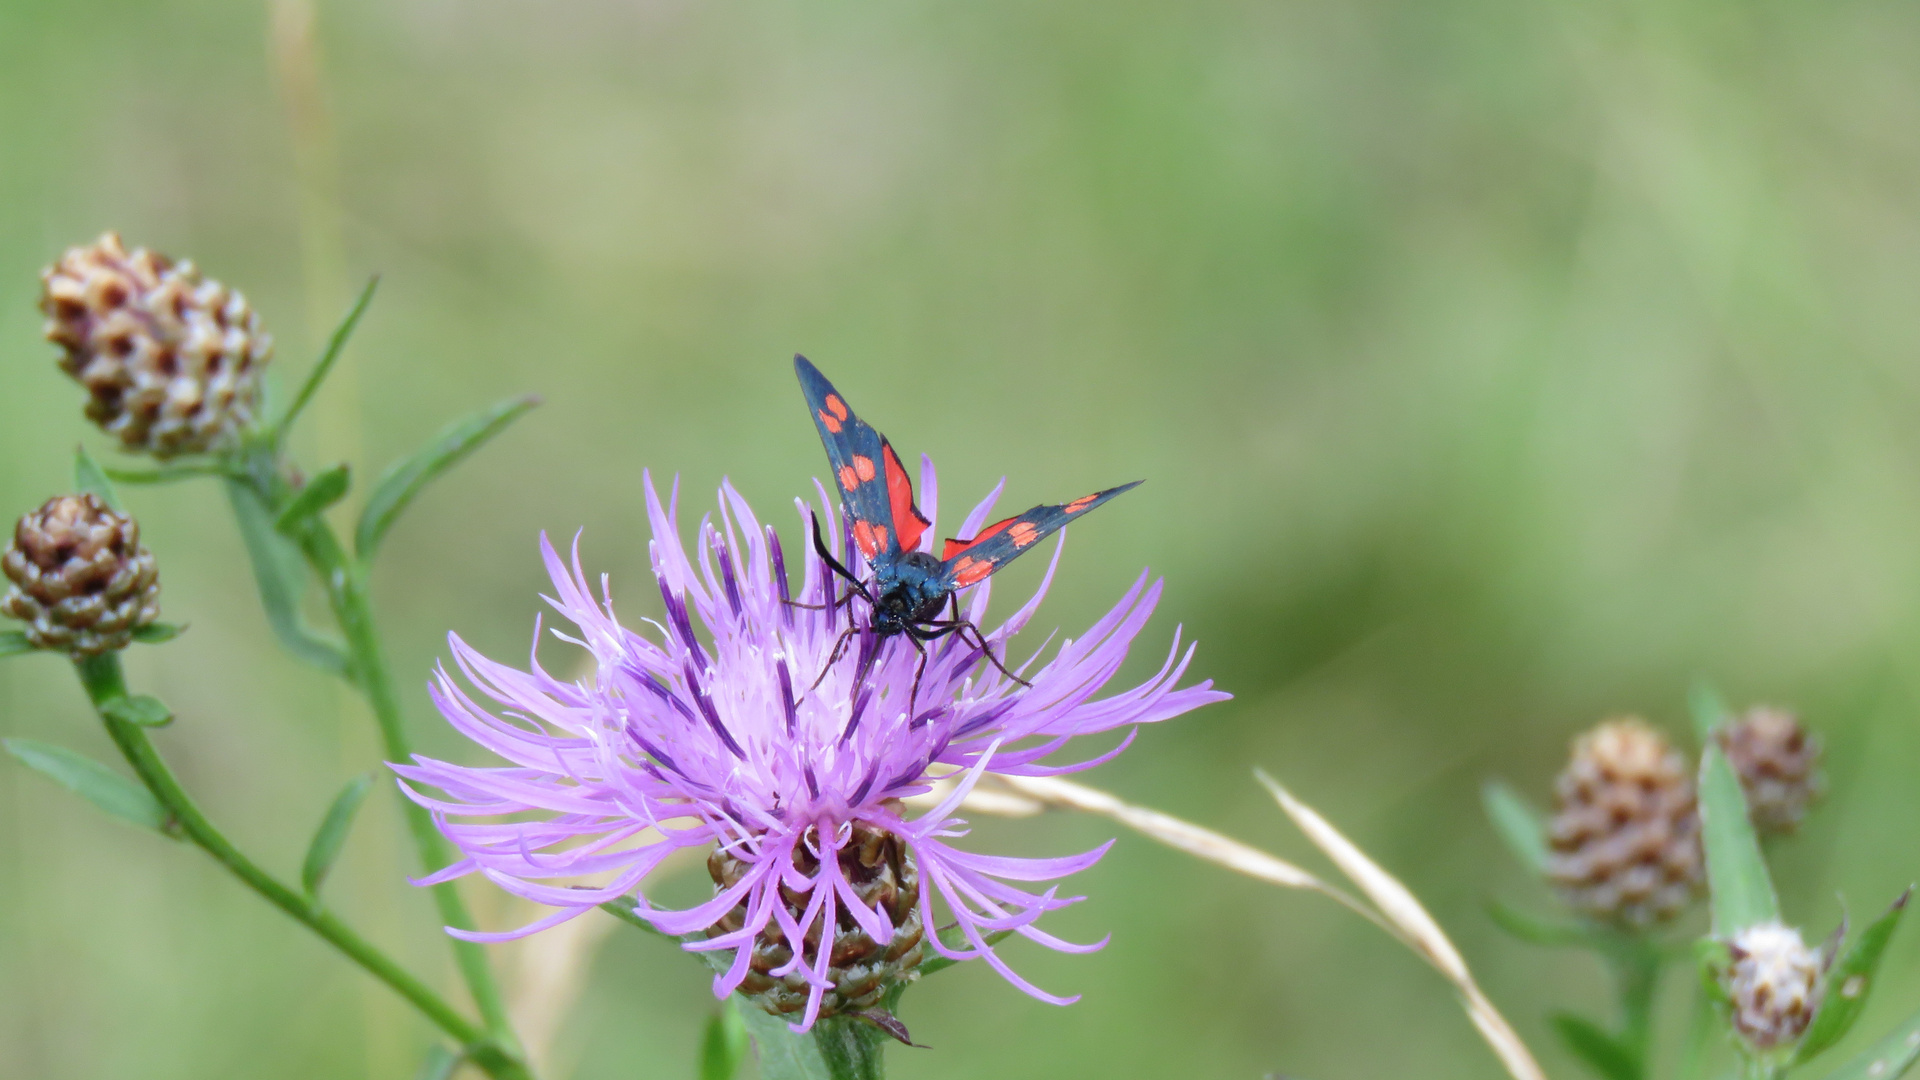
xmin=1546 ymin=718 xmax=1704 ymax=926
xmin=1718 ymin=707 xmax=1824 ymax=835
xmin=41 ymin=233 xmax=270 ymax=459
xmin=2 ymin=494 xmax=160 ymax=656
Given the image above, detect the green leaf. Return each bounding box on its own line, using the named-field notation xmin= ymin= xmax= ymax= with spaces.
xmin=1698 ymin=740 xmax=1778 ymax=934
xmin=701 ymin=998 xmax=752 ymax=1080
xmin=302 ymin=773 xmax=373 ymax=896
xmin=105 ymin=461 xmax=232 ymax=485
xmin=130 ymin=622 xmax=186 ymax=645
xmin=73 ymin=445 xmax=122 ymax=512
xmin=1690 ymin=679 xmax=1732 ymax=743
xmin=1550 ymin=1013 xmax=1642 ymax=1080
xmin=355 ymin=395 xmax=540 ymax=560
xmin=274 ymin=464 xmax=351 ymax=535
xmin=101 ymin=694 xmax=173 ymax=728
xmin=413 ymin=1046 xmax=461 ymax=1080
xmin=1486 ymin=899 xmax=1596 ymax=948
xmin=277 ymin=276 xmax=379 ymax=441
xmin=739 ymin=1007 xmax=886 ymax=1080
xmin=1795 ymin=888 xmax=1913 ymax=1064
xmin=0 ymin=630 xmax=36 ymax=659
xmin=1821 ymin=1006 xmax=1920 ymax=1080
xmin=224 ymin=478 xmax=348 ymax=675
xmin=1482 ymin=778 xmax=1550 ymax=875
xmin=3 ymin=738 xmax=171 ymax=834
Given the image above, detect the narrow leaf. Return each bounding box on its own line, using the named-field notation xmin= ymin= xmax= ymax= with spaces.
xmin=4 ymin=738 xmax=170 ymax=834
xmin=1698 ymin=741 xmax=1778 ymax=934
xmin=1795 ymin=888 xmax=1913 ymax=1064
xmin=131 ymin=622 xmax=186 ymax=645
xmin=74 ymin=445 xmax=122 ymax=511
xmin=1483 ymin=779 xmax=1550 ymax=875
xmin=1549 ymin=1013 xmax=1641 ymax=1080
xmin=413 ymin=1046 xmax=461 ymax=1080
xmin=1690 ymin=679 xmax=1732 ymax=743
xmin=701 ymin=998 xmax=751 ymax=1080
xmin=105 ymin=461 xmax=232 ymax=485
xmin=225 ymin=478 xmax=348 ymax=675
xmin=275 ymin=464 xmax=351 ymax=535
xmin=102 ymin=695 xmax=173 ymax=728
xmin=0 ymin=630 xmax=36 ymax=659
xmin=278 ymin=276 xmax=379 ymax=441
xmin=1487 ymin=900 xmax=1595 ymax=948
xmin=356 ymin=395 xmax=540 ymax=560
xmin=1821 ymin=1006 xmax=1920 ymax=1080
xmin=303 ymin=773 xmax=374 ymax=896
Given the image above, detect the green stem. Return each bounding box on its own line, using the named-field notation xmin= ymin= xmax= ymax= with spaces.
xmin=1609 ymin=940 xmax=1662 ymax=1079
xmin=74 ymin=653 xmax=529 ymax=1080
xmin=245 ymin=460 xmax=518 ymax=1049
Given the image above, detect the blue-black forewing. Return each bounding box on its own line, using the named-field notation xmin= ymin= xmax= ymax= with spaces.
xmin=794 ymin=355 xmax=930 ymax=561
xmin=938 ymin=480 xmax=1142 ymax=587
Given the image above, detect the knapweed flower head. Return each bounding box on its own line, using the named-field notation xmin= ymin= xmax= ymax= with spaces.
xmin=395 ymin=465 xmax=1225 ymax=1030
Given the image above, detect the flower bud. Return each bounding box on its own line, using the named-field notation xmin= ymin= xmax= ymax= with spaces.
xmin=41 ymin=232 xmax=270 ymax=459
xmin=705 ymin=811 xmax=926 ymax=1019
xmin=1 ymin=494 xmax=160 ymax=656
xmin=1717 ymin=707 xmax=1824 ymax=835
xmin=1726 ymin=921 xmax=1821 ymax=1050
xmin=1546 ymin=718 xmax=1704 ymax=926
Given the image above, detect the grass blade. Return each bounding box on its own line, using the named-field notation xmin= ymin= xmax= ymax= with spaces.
xmin=302 ymin=773 xmax=374 ymax=896
xmin=4 ymin=737 xmax=171 ymax=834
xmin=1483 ymin=778 xmax=1550 ymax=875
xmin=355 ymin=395 xmax=539 ymax=560
xmin=1698 ymin=740 xmax=1778 ymax=934
xmin=130 ymin=622 xmax=186 ymax=645
xmin=1795 ymin=888 xmax=1913 ymax=1064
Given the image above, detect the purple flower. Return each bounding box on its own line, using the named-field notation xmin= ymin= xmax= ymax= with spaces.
xmin=394 ymin=463 xmax=1225 ymax=1030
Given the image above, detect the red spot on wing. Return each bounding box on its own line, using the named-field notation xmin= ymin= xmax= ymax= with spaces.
xmin=940 ymin=516 xmax=1017 ymax=560
xmin=837 ymin=465 xmax=860 ymax=491
xmin=1065 ymin=494 xmax=1098 ymax=514
xmin=818 ymin=409 xmax=843 ymax=434
xmin=852 ymin=520 xmax=879 ymax=557
xmin=952 ymin=556 xmax=994 ymax=586
xmin=825 ymin=394 xmax=850 ymax=421
xmin=1009 ymin=520 xmax=1040 ymax=547
xmin=881 ymin=443 xmax=929 ymax=552
xmin=852 ymin=454 xmax=876 ymax=482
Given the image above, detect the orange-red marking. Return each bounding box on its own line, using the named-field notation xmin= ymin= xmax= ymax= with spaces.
xmin=852 ymin=454 xmax=876 ymax=482
xmin=838 ymin=465 xmax=860 ymax=490
xmin=825 ymin=394 xmax=850 ymax=421
xmin=818 ymin=409 xmax=843 ymax=434
xmin=953 ymin=556 xmax=993 ymax=586
xmin=1065 ymin=494 xmax=1097 ymax=514
xmin=1009 ymin=521 xmax=1040 ymax=548
xmin=852 ymin=520 xmax=878 ymax=557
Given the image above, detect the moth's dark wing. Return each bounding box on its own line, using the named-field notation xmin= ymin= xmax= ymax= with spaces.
xmin=938 ymin=480 xmax=1142 ymax=587
xmin=793 ymin=355 xmax=929 ymax=560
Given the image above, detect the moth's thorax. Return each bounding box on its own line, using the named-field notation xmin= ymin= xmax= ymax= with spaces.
xmin=869 ymin=550 xmax=950 ymax=634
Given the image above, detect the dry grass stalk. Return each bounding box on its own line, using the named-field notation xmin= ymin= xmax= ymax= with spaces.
xmin=921 ymin=771 xmax=1546 ymax=1080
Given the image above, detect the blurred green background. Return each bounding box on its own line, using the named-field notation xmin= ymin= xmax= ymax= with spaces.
xmin=6 ymin=0 xmax=1920 ymax=1077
